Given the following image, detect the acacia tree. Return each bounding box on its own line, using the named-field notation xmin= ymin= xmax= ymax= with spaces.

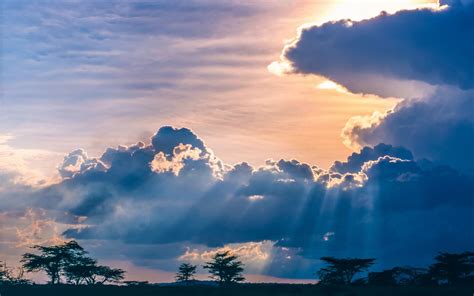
xmin=21 ymin=240 xmax=86 ymax=284
xmin=94 ymin=265 xmax=126 ymax=284
xmin=64 ymin=256 xmax=98 ymax=285
xmin=175 ymin=263 xmax=197 ymax=284
xmin=22 ymin=240 xmax=125 ymax=285
xmin=317 ymin=257 xmax=375 ymax=285
xmin=203 ymin=251 xmax=245 ymax=285
xmin=429 ymin=252 xmax=474 ymax=284
xmin=63 ymin=255 xmax=125 ymax=284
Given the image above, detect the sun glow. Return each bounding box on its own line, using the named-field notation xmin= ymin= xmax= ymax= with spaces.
xmin=317 ymin=80 xmax=350 ymax=94
xmin=318 ymin=0 xmax=439 ymax=24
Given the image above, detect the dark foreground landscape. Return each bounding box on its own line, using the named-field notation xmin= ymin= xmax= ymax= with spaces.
xmin=2 ymin=284 xmax=474 ymax=296
xmin=2 ymin=241 xmax=474 ymax=296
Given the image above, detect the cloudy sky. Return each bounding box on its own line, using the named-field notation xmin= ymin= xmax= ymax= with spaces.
xmin=1 ymin=0 xmax=473 ymax=283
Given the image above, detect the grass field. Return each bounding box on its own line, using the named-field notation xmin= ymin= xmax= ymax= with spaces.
xmin=1 ymin=284 xmax=474 ymax=296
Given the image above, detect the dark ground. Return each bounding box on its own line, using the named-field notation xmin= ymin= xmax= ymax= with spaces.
xmin=1 ymin=284 xmax=474 ymax=296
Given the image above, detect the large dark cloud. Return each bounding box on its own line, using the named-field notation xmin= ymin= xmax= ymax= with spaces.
xmin=283 ymin=3 xmax=474 ymax=94
xmin=280 ymin=2 xmax=474 ymax=175
xmin=345 ymin=89 xmax=474 ymax=173
xmin=18 ymin=126 xmax=468 ymax=277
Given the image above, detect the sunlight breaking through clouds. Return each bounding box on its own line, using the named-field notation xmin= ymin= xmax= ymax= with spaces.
xmin=0 ymin=0 xmax=473 ymax=283
xmin=0 ymin=126 xmax=471 ymax=280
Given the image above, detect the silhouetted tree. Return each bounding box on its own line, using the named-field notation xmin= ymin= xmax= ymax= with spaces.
xmin=175 ymin=263 xmax=197 ymax=285
xmin=94 ymin=265 xmax=125 ymax=284
xmin=204 ymin=251 xmax=245 ymax=285
xmin=21 ymin=240 xmax=125 ymax=285
xmin=317 ymin=257 xmax=375 ymax=285
xmin=368 ymin=267 xmax=429 ymax=286
xmin=64 ymin=256 xmax=98 ymax=285
xmin=21 ymin=240 xmax=86 ymax=284
xmin=429 ymin=252 xmax=474 ymax=284
xmin=65 ymin=256 xmax=125 ymax=285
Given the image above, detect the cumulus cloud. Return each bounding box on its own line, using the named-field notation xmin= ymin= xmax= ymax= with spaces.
xmin=3 ymin=126 xmax=462 ymax=278
xmin=58 ymin=149 xmax=108 ymax=179
xmin=331 ymin=143 xmax=413 ymax=174
xmin=276 ymin=1 xmax=474 ymax=175
xmin=344 ymin=89 xmax=474 ymax=173
xmin=150 ymin=144 xmax=202 ymax=175
xmin=280 ymin=2 xmax=474 ymax=97
xmin=151 ymin=126 xmax=206 ymax=157
xmin=0 ymin=127 xmax=472 ymax=279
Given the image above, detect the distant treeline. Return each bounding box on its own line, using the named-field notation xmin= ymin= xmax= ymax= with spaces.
xmin=1 ymin=240 xmax=474 ymax=287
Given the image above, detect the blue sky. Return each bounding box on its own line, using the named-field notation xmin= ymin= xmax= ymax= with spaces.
xmin=1 ymin=0 xmax=473 ymax=283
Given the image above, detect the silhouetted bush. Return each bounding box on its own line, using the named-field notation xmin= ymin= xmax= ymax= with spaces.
xmin=368 ymin=267 xmax=429 ymax=286
xmin=317 ymin=257 xmax=375 ymax=285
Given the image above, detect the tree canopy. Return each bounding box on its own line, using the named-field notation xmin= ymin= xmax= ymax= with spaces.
xmin=203 ymin=251 xmax=245 ymax=285
xmin=21 ymin=241 xmax=86 ymax=284
xmin=175 ymin=263 xmax=197 ymax=284
xmin=21 ymin=240 xmax=124 ymax=285
xmin=429 ymin=252 xmax=474 ymax=284
xmin=317 ymin=257 xmax=375 ymax=285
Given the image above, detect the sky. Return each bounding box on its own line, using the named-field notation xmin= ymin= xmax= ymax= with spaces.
xmin=1 ymin=0 xmax=473 ymax=283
